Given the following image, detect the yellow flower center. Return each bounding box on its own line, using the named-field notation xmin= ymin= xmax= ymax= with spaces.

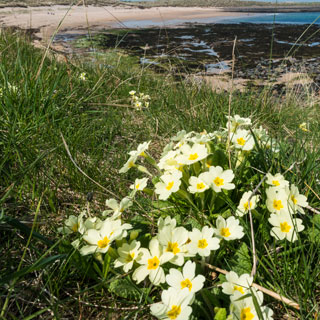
xmin=166 ymin=242 xmax=180 ymax=255
xmin=291 ymin=195 xmax=297 ymax=204
xmin=128 ymin=161 xmax=135 ymax=168
xmin=181 ymin=278 xmax=193 ymax=291
xmin=126 ymin=252 xmax=135 ymax=263
xmin=167 ymin=305 xmax=181 ymax=319
xmin=97 ymin=236 xmax=110 ymax=249
xmin=140 ymin=151 xmax=147 ymax=157
xmin=220 ymin=227 xmax=231 ymax=238
xmin=72 ymin=223 xmax=79 ymax=232
xmin=196 ymin=182 xmax=205 ymax=190
xmin=135 ymin=184 xmax=140 ymax=189
xmin=166 ymin=181 xmax=174 ymax=190
xmin=189 ymin=153 xmax=199 ymax=161
xmin=237 ymin=137 xmax=246 ymax=146
xmin=147 ymin=256 xmax=160 ymax=270
xmin=273 ymin=199 xmax=283 ymax=211
xmin=280 ymin=222 xmax=292 ymax=233
xmin=240 ymin=307 xmax=254 ymax=320
xmin=206 ymin=162 xmax=211 ymax=168
xmin=234 ymin=285 xmax=245 ymax=294
xmin=243 ymin=201 xmax=253 ymax=211
xmin=213 ymin=177 xmax=224 ymax=187
xmin=272 ymin=180 xmax=280 ymax=186
xmin=198 ymin=239 xmax=208 ymax=249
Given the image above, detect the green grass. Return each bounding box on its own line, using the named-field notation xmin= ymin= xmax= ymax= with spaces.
xmin=0 ymin=28 xmax=320 ymax=319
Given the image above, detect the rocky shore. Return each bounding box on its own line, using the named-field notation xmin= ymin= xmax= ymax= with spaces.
xmin=57 ymin=22 xmax=320 ymax=93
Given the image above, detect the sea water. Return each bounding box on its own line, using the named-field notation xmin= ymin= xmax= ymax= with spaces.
xmin=221 ymin=12 xmax=320 ymax=24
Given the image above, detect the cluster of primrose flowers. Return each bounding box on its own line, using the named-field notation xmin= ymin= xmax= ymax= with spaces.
xmin=79 ymin=72 xmax=86 ymax=81
xmin=60 ymin=211 xmax=273 ymax=319
xmin=0 ymin=82 xmax=19 ymax=97
xmin=60 ymin=114 xmax=310 ymax=319
xmin=129 ymin=90 xmax=150 ymax=110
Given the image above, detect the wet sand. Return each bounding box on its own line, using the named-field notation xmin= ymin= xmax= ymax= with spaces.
xmin=0 ymin=5 xmax=261 ymax=40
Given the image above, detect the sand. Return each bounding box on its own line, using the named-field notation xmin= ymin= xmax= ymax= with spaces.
xmin=0 ymin=5 xmax=257 ymax=40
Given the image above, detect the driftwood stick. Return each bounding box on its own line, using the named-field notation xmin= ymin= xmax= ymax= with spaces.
xmin=204 ymin=263 xmax=300 ymax=310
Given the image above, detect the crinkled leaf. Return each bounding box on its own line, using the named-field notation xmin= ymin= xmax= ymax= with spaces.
xmin=214 ymin=308 xmax=227 ymax=320
xmin=229 ymin=242 xmax=252 ymax=275
xmin=109 ymin=278 xmax=143 ymax=301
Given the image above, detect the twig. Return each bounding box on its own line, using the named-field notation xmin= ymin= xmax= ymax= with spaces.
xmin=227 ymin=36 xmax=237 ymax=170
xmin=60 ymin=132 xmax=119 ymax=199
xmin=204 ymin=263 xmax=300 ymax=310
xmin=248 ymin=174 xmax=268 ymax=277
xmin=304 ymin=181 xmax=320 ymax=201
xmin=306 ymin=205 xmax=320 ymax=215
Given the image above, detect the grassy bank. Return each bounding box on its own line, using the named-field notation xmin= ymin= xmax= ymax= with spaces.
xmin=0 ymin=28 xmax=320 ymax=319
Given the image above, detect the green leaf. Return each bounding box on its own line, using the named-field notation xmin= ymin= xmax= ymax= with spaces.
xmin=307 ymin=214 xmax=320 ymax=243
xmin=109 ymin=278 xmax=143 ymax=301
xmin=209 ymin=149 xmax=228 ymax=168
xmin=214 ymin=308 xmax=227 ymax=320
xmin=0 ymin=254 xmax=66 ymax=285
xmin=229 ymin=242 xmax=252 ymax=275
xmin=1 ymin=215 xmax=53 ymax=245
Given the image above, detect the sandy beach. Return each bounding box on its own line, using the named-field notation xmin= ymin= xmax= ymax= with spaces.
xmin=0 ymin=5 xmax=258 ymax=40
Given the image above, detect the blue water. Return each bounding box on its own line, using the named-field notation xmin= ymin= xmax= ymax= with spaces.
xmin=120 ymin=12 xmax=320 ymax=27
xmin=222 ymin=12 xmax=320 ymax=24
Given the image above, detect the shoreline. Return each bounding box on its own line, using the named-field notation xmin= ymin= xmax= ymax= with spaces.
xmin=1 ymin=5 xmax=320 ymax=41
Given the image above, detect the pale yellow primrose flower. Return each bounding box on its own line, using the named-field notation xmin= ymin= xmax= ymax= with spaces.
xmin=221 ymin=271 xmax=253 ymax=296
xmin=157 ymin=226 xmax=189 ymax=266
xmin=266 ymin=173 xmax=289 ymax=189
xmin=128 ymin=141 xmax=151 ymax=158
xmin=132 ymin=238 xmax=174 ymax=285
xmin=236 ymin=191 xmax=259 ymax=217
xmin=119 ymin=155 xmax=138 ymax=173
xmin=187 ymin=226 xmax=220 ymax=257
xmin=200 ymin=166 xmax=235 ymax=193
xmin=129 ymin=90 xmax=136 ymax=96
xmin=266 ymin=187 xmax=288 ymax=214
xmin=231 ymin=129 xmax=255 ymax=151
xmin=299 ymin=122 xmax=309 ymax=132
xmin=114 ymin=240 xmax=142 ymax=272
xmin=188 ymin=176 xmax=209 ymax=194
xmin=166 ymin=260 xmax=205 ymax=294
xmin=286 ymin=184 xmax=308 ymax=214
xmin=130 ymin=177 xmax=148 ymax=191
xmin=58 ymin=212 xmax=86 ymax=235
xmin=155 ymin=171 xmax=182 ymax=200
xmin=150 ymin=287 xmax=193 ymax=320
xmin=213 ymin=216 xmax=244 ymax=241
xmin=79 ymin=72 xmax=86 ymax=81
xmin=80 ymin=218 xmax=132 ymax=256
xmin=158 ymin=216 xmax=177 ymax=232
xmin=231 ymin=289 xmax=274 ymax=320
xmin=268 ymin=212 xmax=304 ymax=242
xmin=226 ymin=114 xmax=252 ymax=132
xmin=8 ymin=83 xmax=18 ymax=94
xmin=83 ymin=216 xmax=103 ymax=232
xmin=134 ymin=100 xmax=142 ymax=110
xmin=103 ymin=197 xmax=132 ymax=219
xmin=188 ymin=131 xmax=216 ymax=144
xmin=176 ymin=143 xmax=208 ymax=165
xmin=158 ymin=150 xmax=181 ymax=172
